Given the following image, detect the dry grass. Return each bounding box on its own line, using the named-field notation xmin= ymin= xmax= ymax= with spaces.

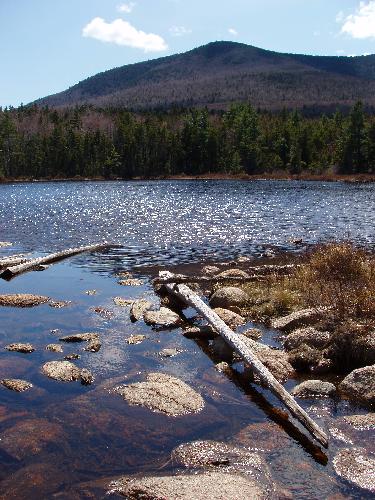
xmin=294 ymin=242 xmax=375 ymax=320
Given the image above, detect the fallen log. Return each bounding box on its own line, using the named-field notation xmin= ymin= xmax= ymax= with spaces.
xmin=0 ymin=255 xmax=28 ymax=269
xmin=159 ymin=271 xmax=328 ymax=448
xmin=0 ymin=243 xmax=118 ymax=280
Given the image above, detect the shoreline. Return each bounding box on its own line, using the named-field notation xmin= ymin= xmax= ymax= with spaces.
xmin=0 ymin=172 xmax=374 ymax=184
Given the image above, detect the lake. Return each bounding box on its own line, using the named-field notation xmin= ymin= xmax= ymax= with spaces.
xmin=0 ymin=180 xmax=373 ymax=499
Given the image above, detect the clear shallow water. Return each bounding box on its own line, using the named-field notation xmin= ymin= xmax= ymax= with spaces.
xmin=0 ymin=180 xmax=374 ymax=499
xmin=0 ymin=180 xmax=373 ymax=268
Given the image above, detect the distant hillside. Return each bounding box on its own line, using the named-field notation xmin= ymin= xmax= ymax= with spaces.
xmin=35 ymin=41 xmax=375 ymax=110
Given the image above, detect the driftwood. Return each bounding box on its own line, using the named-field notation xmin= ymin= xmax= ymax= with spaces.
xmin=0 ymin=243 xmax=117 ymax=280
xmin=0 ymin=255 xmax=28 ymax=269
xmin=160 ymin=271 xmax=328 ymax=448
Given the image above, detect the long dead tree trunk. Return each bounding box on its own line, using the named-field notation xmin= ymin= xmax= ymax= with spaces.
xmin=0 ymin=255 xmax=28 ymax=269
xmin=159 ymin=271 xmax=328 ymax=448
xmin=0 ymin=243 xmax=117 ymax=280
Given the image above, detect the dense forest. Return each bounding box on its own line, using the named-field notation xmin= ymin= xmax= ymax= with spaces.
xmin=0 ymin=102 xmax=374 ymax=180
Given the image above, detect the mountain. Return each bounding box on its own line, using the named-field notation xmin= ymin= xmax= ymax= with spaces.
xmin=35 ymin=41 xmax=375 ymax=111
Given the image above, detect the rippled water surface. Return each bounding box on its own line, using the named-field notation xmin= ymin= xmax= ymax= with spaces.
xmin=0 ymin=180 xmax=373 ymax=266
xmin=0 ymin=180 xmax=374 ymax=499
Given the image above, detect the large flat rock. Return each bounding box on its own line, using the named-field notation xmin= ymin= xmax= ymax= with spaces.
xmin=113 ymin=372 xmax=204 ymax=416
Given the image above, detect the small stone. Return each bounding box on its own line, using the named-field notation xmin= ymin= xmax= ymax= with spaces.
xmin=202 ymin=265 xmax=220 ymax=275
xmin=64 ymin=353 xmax=80 ymax=360
xmin=113 ymin=372 xmax=204 ymax=416
xmin=159 ymin=348 xmax=179 ymax=357
xmin=49 ymin=300 xmax=71 ymax=309
xmin=50 ymin=329 xmax=60 ymax=335
xmin=183 ymin=325 xmax=218 ymax=339
xmin=0 ymin=241 xmax=12 ymax=247
xmin=0 ymin=294 xmax=50 ymax=308
xmin=41 ymin=361 xmax=81 ymax=382
xmin=126 ymin=335 xmax=146 ymax=345
xmin=116 ymin=271 xmax=132 ymax=278
xmin=5 ymin=343 xmax=35 ymax=353
xmin=237 ymin=256 xmax=251 ymax=263
xmin=333 ymin=448 xmax=375 ymax=493
xmin=213 ymin=307 xmax=245 ymax=330
xmin=113 ymin=297 xmax=133 ymax=307
xmin=85 ymin=289 xmax=97 ymax=296
xmin=215 ymin=269 xmax=250 ymax=279
xmin=130 ymin=299 xmax=153 ymax=322
xmin=46 ymin=344 xmax=63 ymax=353
xmin=1 ymin=379 xmax=33 ymax=392
xmin=242 ymin=328 xmax=262 ymax=340
xmin=291 ymin=380 xmax=336 ymax=398
xmin=144 ymin=307 xmax=182 ymax=328
xmin=118 ymin=278 xmax=143 ymax=286
xmin=215 ymin=362 xmax=232 ymax=374
xmin=80 ymin=368 xmax=94 ymax=385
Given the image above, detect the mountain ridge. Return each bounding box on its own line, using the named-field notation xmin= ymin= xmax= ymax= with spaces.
xmin=35 ymin=41 xmax=375 ymax=110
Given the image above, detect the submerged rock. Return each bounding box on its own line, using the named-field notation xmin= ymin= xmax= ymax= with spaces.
xmin=45 ymin=344 xmax=63 ymax=353
xmin=213 ymin=307 xmax=245 ymax=330
xmin=91 ymin=306 xmax=114 ymax=320
xmin=333 ymin=448 xmax=375 ymax=493
xmin=159 ymin=348 xmax=180 ymax=357
xmin=343 ymin=413 xmax=375 ymax=431
xmin=172 ymin=440 xmax=274 ymax=489
xmin=49 ymin=300 xmax=71 ymax=309
xmin=85 ymin=340 xmax=101 ymax=352
xmin=144 ymin=307 xmax=182 ymax=328
xmin=291 ymin=380 xmax=336 ymax=398
xmin=0 ymin=418 xmax=64 ymax=460
xmin=214 ymin=361 xmax=232 ymax=374
xmin=284 ymin=327 xmax=330 ymax=351
xmin=272 ymin=308 xmax=325 ymax=332
xmin=109 ymin=471 xmax=268 ymax=499
xmin=242 ymin=328 xmax=262 ymax=340
xmin=85 ymin=289 xmax=97 ymax=295
xmin=129 ymin=299 xmax=152 ymax=322
xmin=0 ymin=378 xmax=33 ymax=392
xmin=64 ymin=353 xmax=81 ymax=360
xmin=209 ymin=287 xmax=249 ymax=311
xmin=240 ymin=336 xmax=294 ymax=383
xmin=5 ymin=343 xmax=35 ymax=353
xmin=339 ymin=365 xmax=375 ymax=407
xmin=113 ymin=372 xmax=204 ymax=416
xmin=41 ymin=361 xmax=81 ymax=382
xmin=0 ymin=294 xmax=50 ymax=308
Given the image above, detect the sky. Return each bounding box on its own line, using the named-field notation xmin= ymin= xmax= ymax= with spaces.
xmin=1 ymin=0 xmax=375 ymax=107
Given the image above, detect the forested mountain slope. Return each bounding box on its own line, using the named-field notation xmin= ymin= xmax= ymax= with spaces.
xmin=35 ymin=41 xmax=375 ymax=111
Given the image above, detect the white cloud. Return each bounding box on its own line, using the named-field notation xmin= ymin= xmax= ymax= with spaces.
xmin=169 ymin=26 xmax=192 ymax=37
xmin=228 ymin=28 xmax=238 ymax=36
xmin=82 ymin=17 xmax=168 ymax=52
xmin=117 ymin=2 xmax=136 ymax=14
xmin=339 ymin=1 xmax=375 ymax=39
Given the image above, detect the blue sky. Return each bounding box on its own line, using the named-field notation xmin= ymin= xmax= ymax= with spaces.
xmin=1 ymin=0 xmax=375 ymax=107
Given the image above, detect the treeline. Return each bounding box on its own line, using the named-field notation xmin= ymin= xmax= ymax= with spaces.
xmin=0 ymin=102 xmax=374 ymax=179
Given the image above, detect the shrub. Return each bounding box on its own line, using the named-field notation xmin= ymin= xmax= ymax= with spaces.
xmin=295 ymin=242 xmax=375 ymax=320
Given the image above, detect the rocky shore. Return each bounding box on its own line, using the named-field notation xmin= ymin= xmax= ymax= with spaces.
xmin=0 ymin=241 xmax=374 ymax=498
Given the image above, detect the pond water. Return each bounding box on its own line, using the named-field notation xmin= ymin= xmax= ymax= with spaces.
xmin=0 ymin=180 xmax=373 ymax=499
